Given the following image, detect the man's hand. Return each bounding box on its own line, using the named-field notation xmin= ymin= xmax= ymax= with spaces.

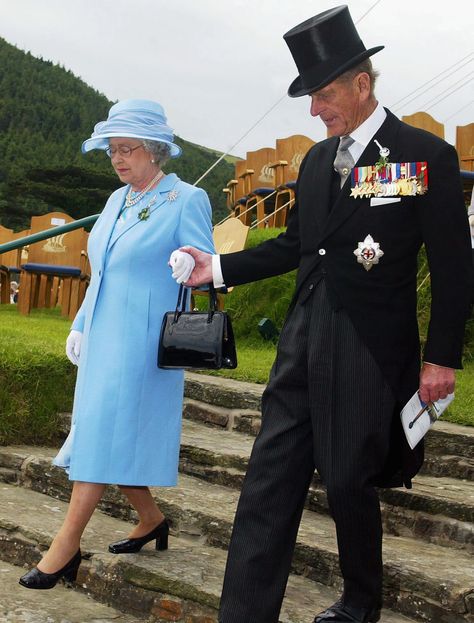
xmin=175 ymin=246 xmax=213 ymax=287
xmin=419 ymin=362 xmax=455 ymax=403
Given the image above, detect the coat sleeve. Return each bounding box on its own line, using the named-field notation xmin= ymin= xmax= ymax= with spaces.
xmin=177 ymin=187 xmax=215 ymax=254
xmin=417 ymin=142 xmax=473 ymax=368
xmin=69 ymin=193 xmax=114 ymax=333
xmin=70 ymin=284 xmax=93 ymax=332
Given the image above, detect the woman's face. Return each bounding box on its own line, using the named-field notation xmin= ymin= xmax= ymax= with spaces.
xmin=108 ymin=137 xmax=158 ymax=190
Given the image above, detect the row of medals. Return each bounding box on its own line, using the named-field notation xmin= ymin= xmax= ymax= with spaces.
xmin=350 ymin=166 xmax=427 ymax=199
xmin=351 ymin=177 xmax=426 ymax=199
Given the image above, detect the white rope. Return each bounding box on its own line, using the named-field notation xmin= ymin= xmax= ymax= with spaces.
xmin=443 ymin=99 xmax=474 ymax=122
xmin=216 ymin=189 xmax=279 ymax=226
xmin=416 ymin=271 xmax=431 ymax=293
xmin=193 ymin=95 xmax=287 ymax=186
xmin=250 ymin=197 xmax=294 ymax=229
xmin=355 ymin=0 xmax=383 ymax=24
xmin=193 ymin=2 xmax=385 ymax=188
xmin=390 ymin=52 xmax=473 ymax=111
xmin=412 ymin=70 xmax=474 ymax=111
xmin=424 ymin=74 xmax=474 ymax=112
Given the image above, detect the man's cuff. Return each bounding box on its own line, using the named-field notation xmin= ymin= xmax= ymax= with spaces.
xmin=212 ymin=254 xmax=225 ymax=288
xmin=423 ymin=361 xmax=454 ymax=370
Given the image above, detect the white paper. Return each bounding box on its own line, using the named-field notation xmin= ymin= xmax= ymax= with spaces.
xmin=370 ymin=197 xmax=401 ymax=207
xmin=400 ymin=390 xmax=454 ymax=449
xmin=51 ymin=217 xmax=66 ymax=226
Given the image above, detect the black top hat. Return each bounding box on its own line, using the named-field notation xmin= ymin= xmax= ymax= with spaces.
xmin=284 ymin=5 xmax=384 ymax=98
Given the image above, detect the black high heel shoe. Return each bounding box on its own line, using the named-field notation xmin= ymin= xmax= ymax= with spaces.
xmin=108 ymin=519 xmax=169 ymax=554
xmin=19 ymin=549 xmax=81 ymax=590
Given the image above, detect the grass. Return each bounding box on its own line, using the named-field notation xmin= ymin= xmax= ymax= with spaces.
xmin=0 ymin=305 xmax=75 ymax=445
xmin=445 ymin=360 xmax=474 ymax=426
xmin=0 ymin=228 xmax=472 ymax=444
xmin=204 ymin=339 xmax=277 ymax=383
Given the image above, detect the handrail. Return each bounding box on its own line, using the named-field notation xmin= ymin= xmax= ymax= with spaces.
xmin=0 ymin=214 xmax=100 ymax=255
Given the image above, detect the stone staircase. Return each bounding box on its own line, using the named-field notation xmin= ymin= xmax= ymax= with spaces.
xmin=0 ymin=371 xmax=472 ymax=623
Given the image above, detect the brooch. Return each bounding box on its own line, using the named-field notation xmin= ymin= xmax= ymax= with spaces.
xmin=167 ymin=189 xmax=179 ymax=202
xmin=137 ymin=197 xmax=156 ymax=222
xmin=374 ymin=139 xmax=390 ymax=170
xmin=138 ymin=207 xmax=150 ymax=221
xmin=353 ymin=235 xmax=384 ymax=271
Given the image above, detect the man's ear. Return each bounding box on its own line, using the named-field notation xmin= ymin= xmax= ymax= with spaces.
xmin=356 ymin=72 xmax=371 ymax=100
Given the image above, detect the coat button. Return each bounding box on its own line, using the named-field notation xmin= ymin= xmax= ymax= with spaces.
xmin=99 ymin=270 xmax=102 ymax=276
xmin=308 ymin=283 xmax=314 ymax=290
xmin=318 ymin=248 xmax=326 ymax=256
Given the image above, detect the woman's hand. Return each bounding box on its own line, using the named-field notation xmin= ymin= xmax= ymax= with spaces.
xmin=66 ymin=330 xmax=83 ymax=366
xmin=168 ymin=250 xmax=196 ymax=284
xmin=175 ymin=246 xmax=213 ymax=287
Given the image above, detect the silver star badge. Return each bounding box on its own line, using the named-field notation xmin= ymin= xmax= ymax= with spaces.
xmin=353 ymin=235 xmax=384 ymax=271
xmin=167 ymin=190 xmax=179 ymax=202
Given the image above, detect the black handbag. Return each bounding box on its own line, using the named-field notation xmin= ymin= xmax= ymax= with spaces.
xmin=158 ymin=284 xmax=237 ymax=370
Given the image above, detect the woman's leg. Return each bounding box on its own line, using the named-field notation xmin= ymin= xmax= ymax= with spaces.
xmin=119 ymin=486 xmax=165 ymax=538
xmin=37 ymin=481 xmax=105 ymax=573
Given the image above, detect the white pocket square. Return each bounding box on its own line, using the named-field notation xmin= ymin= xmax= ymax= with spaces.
xmin=370 ymin=197 xmax=401 ymax=207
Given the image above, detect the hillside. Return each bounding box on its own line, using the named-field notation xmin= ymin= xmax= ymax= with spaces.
xmin=0 ymin=37 xmax=233 ymax=229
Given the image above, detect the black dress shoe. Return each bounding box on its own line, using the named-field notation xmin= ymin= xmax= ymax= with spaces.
xmin=314 ymin=599 xmax=381 ymax=623
xmin=19 ymin=549 xmax=81 ymax=590
xmin=108 ymin=519 xmax=169 ymax=554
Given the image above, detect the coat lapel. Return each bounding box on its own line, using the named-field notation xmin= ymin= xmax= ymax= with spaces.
xmin=310 ymin=137 xmax=339 ymax=232
xmin=107 ymin=173 xmax=180 ymax=251
xmin=96 ymin=186 xmax=128 ymax=269
xmin=320 ymin=109 xmax=402 ymax=241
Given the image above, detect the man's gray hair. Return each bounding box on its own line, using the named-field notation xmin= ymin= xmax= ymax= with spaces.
xmin=142 ymin=140 xmax=172 ymax=167
xmin=338 ymin=59 xmax=379 ymax=96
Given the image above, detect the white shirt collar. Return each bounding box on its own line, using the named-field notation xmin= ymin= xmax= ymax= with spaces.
xmin=349 ymin=101 xmax=387 ymax=149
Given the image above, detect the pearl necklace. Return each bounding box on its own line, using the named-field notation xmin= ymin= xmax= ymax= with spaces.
xmin=125 ymin=170 xmax=164 ymax=208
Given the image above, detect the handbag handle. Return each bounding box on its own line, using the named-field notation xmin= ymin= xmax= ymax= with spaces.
xmin=173 ymin=283 xmax=218 ymax=323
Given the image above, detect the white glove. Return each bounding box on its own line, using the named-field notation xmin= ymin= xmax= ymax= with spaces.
xmin=66 ymin=330 xmax=83 ymax=366
xmin=169 ymin=250 xmax=195 ymax=284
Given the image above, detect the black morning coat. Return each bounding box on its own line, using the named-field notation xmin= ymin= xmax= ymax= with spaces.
xmin=221 ymin=109 xmax=473 ymax=489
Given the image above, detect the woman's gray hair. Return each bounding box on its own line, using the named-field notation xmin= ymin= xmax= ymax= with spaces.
xmin=142 ymin=140 xmax=172 ymax=167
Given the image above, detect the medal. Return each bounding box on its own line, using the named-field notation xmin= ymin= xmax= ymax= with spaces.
xmin=353 ymin=235 xmax=384 ymax=271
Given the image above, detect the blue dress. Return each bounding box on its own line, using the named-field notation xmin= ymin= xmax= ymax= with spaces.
xmin=54 ymin=174 xmax=215 ymax=486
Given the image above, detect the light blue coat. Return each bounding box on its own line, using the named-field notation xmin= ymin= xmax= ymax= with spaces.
xmin=54 ymin=174 xmax=214 ymax=486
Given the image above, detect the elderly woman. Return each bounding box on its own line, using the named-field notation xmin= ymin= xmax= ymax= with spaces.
xmin=19 ymin=99 xmax=215 ymax=589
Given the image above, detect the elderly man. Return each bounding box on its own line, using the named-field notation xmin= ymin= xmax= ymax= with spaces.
xmin=171 ymin=6 xmax=472 ymax=623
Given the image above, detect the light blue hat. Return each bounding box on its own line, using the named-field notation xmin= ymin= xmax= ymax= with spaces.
xmin=81 ymin=99 xmax=182 ymax=158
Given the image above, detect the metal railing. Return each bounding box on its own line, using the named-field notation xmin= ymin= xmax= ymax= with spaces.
xmin=0 ymin=214 xmax=99 ymax=255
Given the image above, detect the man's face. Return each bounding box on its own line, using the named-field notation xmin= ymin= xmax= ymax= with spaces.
xmin=309 ymin=73 xmax=370 ymax=137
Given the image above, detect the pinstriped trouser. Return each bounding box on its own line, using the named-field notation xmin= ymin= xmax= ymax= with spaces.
xmin=218 ymin=280 xmax=396 ymax=623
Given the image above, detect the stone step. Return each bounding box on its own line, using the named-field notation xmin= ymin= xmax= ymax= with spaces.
xmin=179 ymin=420 xmax=474 ymax=547
xmin=5 ymin=410 xmax=474 ymax=555
xmin=0 ymin=558 xmax=139 ymax=622
xmin=1 ymin=450 xmax=472 ymax=622
xmin=0 ymin=484 xmax=416 ymax=623
xmin=184 ymin=396 xmax=474 ymax=482
xmin=182 ymin=374 xmax=474 ymax=464
xmin=420 ymin=453 xmax=474 ymax=481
